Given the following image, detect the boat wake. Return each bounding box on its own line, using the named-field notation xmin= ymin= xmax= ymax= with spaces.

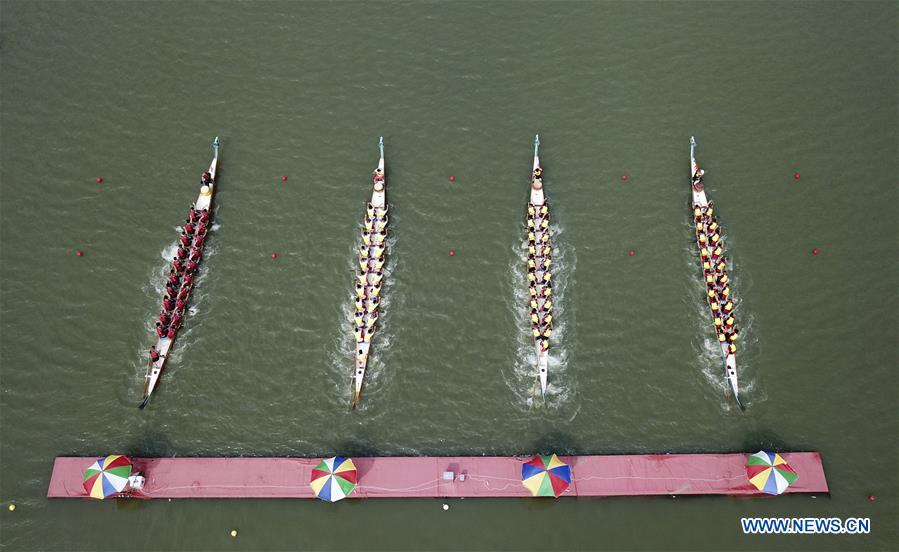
xmin=504 ymin=220 xmax=577 ymax=411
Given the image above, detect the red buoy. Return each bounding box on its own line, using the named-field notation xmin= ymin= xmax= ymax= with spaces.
xmin=281 ymin=175 xmax=287 ymax=182
xmin=95 ymin=177 xmax=103 ymax=183
xmin=793 ymin=172 xmax=801 ymax=180
xmin=76 ymin=249 xmax=84 ymax=257
xmin=449 ymin=248 xmax=455 ymax=257
xmin=628 ymin=249 xmax=635 ymax=257
xmin=449 ymin=175 xmax=455 ymax=182
xmin=868 ymin=494 xmax=876 ymax=502
xmin=271 ymin=252 xmax=278 ymax=260
xmin=620 ymin=175 xmax=628 ymax=182
xmin=812 ymin=248 xmax=819 ymax=256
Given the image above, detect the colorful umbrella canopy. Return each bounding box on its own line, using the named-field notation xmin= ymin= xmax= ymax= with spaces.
xmin=310 ymin=456 xmax=357 ymax=502
xmin=521 ymin=454 xmax=571 ymax=497
xmin=83 ymin=455 xmax=132 ymax=499
xmin=746 ymin=451 xmax=799 ymax=495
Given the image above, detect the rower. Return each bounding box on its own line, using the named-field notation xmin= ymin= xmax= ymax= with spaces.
xmin=355 ymin=283 xmax=365 ymax=298
xmin=353 ymin=327 xmax=363 ymax=342
xmin=190 ymin=248 xmax=201 ymax=262
xmin=542 ymin=313 xmax=553 ymax=326
xmin=702 ymin=260 xmax=711 ymax=271
xmin=540 ymin=218 xmax=549 ymax=230
xmin=186 ymin=259 xmax=198 ymax=273
xmin=727 ymin=329 xmax=739 ymax=342
xmin=727 ymin=343 xmax=736 ymax=355
xmin=527 ymin=218 xmax=535 ymax=230
xmin=705 ymin=273 xmax=714 ymax=285
xmin=712 ymin=246 xmax=723 ymax=259
xmin=527 ymin=205 xmax=535 ymax=217
xmin=527 ymin=231 xmax=536 ymax=244
xmin=373 ymin=257 xmax=385 ymax=271
xmin=173 ymin=259 xmax=183 ymax=273
xmin=721 ymin=286 xmax=731 ymax=299
xmin=527 ymin=258 xmax=536 ymax=270
xmin=176 ymin=247 xmax=188 ymax=260
xmin=717 ymin=332 xmax=726 ymax=342
xmin=372 ymin=231 xmax=386 ymax=245
xmin=367 ymin=310 xmax=379 ymax=325
xmin=528 ymin=271 xmax=537 ymax=283
xmin=529 ymin=287 xmax=537 ymax=298
xmin=527 ymin=244 xmax=536 ymax=256
xmin=370 ymin=283 xmax=382 ymax=297
xmin=196 ymin=222 xmax=207 ymax=236
xmin=705 ymin=205 xmax=714 ymax=217
xmin=356 ymin=271 xmax=368 ymax=285
xmin=171 ymin=310 xmax=182 ymax=328
xmin=538 ymin=338 xmax=549 ymax=351
xmin=367 ymin=296 xmax=380 ymax=312
xmin=159 ymin=311 xmax=170 ymax=325
xmin=354 ymin=297 xmax=364 ymax=311
xmin=362 ymin=232 xmax=372 ymax=246
xmin=165 ymin=284 xmax=176 ymax=298
xmin=366 ymin=203 xmax=375 ymax=218
xmin=700 ymin=247 xmax=710 ymax=259
xmin=199 ymin=209 xmax=209 ymax=224
xmin=180 ymin=233 xmax=191 ymax=247
xmin=708 ymin=219 xmax=719 ymax=232
xmin=709 ymin=232 xmax=720 ymax=245
xmin=698 ymin=233 xmax=708 ymax=245
xmin=183 ymin=273 xmax=194 ymax=287
xmin=530 ymin=299 xmax=538 ymax=310
xmin=714 ymin=316 xmax=723 ymax=329
xmin=175 ymin=298 xmax=186 ymax=311
xmin=532 ymin=327 xmax=541 ymax=338
xmin=725 ymin=316 xmax=735 ymax=328
xmin=541 ymin=245 xmax=551 ymax=257
xmin=709 ymin=299 xmax=720 ymax=312
xmin=543 ymin=299 xmax=552 ymax=311
xmin=354 ymin=312 xmax=364 ymax=327
xmin=375 ymin=219 xmax=387 ymax=232
xmin=540 ymin=233 xmax=549 ymax=243
xmin=167 ymin=272 xmax=180 ymax=287
xmin=542 ymin=258 xmax=551 ymax=270
xmin=372 ymin=246 xmax=384 ymax=258
xmin=371 ymin=271 xmax=383 ymax=285
xmin=531 ymin=312 xmax=539 ymax=324
xmin=193 ymin=234 xmax=205 ymax=249
xmin=184 ymin=222 xmax=194 ymax=235
xmin=358 ymin=257 xmax=369 ymax=272
xmin=163 ymin=296 xmax=174 ymax=311
xmin=717 ymin=274 xmax=729 ymax=287
xmin=716 ymin=259 xmax=727 ymax=272
xmin=166 ymin=327 xmax=176 ymax=339
xmin=542 ymin=286 xmax=552 ymax=297
xmin=693 ymin=206 xmax=703 ymax=221
xmin=155 ymin=325 xmax=166 ymax=338
xmin=723 ymin=301 xmax=734 ymax=313
xmin=375 ymin=206 xmax=388 ymax=219
xmin=364 ymin=218 xmax=374 ymax=232
xmin=149 ymin=347 xmax=161 ymax=363
xmin=542 ymin=272 xmax=552 ymax=284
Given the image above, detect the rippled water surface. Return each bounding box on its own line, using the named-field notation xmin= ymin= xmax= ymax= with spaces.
xmin=1 ymin=1 xmax=896 ymax=550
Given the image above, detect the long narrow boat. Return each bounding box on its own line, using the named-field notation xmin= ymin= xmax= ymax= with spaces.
xmin=525 ymin=135 xmax=553 ymax=397
xmin=140 ymin=137 xmax=220 ymax=408
xmin=351 ymin=137 xmax=388 ymax=409
xmin=689 ymin=136 xmax=742 ymax=408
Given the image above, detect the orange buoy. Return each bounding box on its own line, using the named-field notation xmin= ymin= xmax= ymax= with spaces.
xmin=449 ymin=249 xmax=455 ymax=257
xmin=76 ymin=249 xmax=84 ymax=257
xmin=629 ymin=249 xmax=635 ymax=257
xmin=281 ymin=175 xmax=287 ymax=182
xmin=449 ymin=175 xmax=455 ymax=182
xmin=271 ymin=252 xmax=278 ymax=260
xmin=793 ymin=172 xmax=801 ymax=180
xmin=621 ymin=175 xmax=628 ymax=182
xmin=95 ymin=177 xmax=103 ymax=183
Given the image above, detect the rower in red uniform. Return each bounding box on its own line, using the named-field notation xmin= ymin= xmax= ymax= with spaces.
xmin=176 ymin=247 xmax=187 ymax=260
xmin=165 ymin=283 xmax=177 ymax=298
xmin=166 ymin=327 xmax=177 ymax=339
xmin=171 ymin=310 xmax=183 ymax=328
xmin=193 ymin=234 xmax=205 ymax=249
xmin=184 ymin=222 xmax=194 ymax=235
xmin=178 ymin=286 xmax=189 ymax=301
xmin=163 ymin=295 xmax=174 ymax=311
xmin=149 ymin=346 xmax=161 ymax=363
xmin=155 ymin=324 xmax=166 ymax=338
xmin=196 ymin=222 xmax=207 ymax=236
xmin=189 ymin=248 xmax=201 ymax=262
xmin=179 ymin=232 xmax=191 ymax=247
xmin=159 ymin=311 xmax=170 ymax=325
xmin=199 ymin=209 xmax=209 ymax=224
xmin=172 ymin=259 xmax=183 ymax=273
xmin=175 ymin=298 xmax=186 ymax=311
xmin=201 ymin=171 xmax=212 ymax=185
xmin=186 ymin=259 xmax=198 ymax=273
xmin=183 ymin=273 xmax=194 ymax=287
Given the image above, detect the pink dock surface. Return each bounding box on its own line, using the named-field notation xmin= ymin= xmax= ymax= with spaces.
xmin=48 ymin=453 xmax=828 ymax=499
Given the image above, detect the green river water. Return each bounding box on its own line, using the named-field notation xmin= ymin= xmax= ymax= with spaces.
xmin=0 ymin=1 xmax=896 ymax=550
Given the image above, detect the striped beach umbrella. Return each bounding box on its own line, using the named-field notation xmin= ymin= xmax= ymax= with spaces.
xmin=82 ymin=455 xmax=132 ymax=499
xmin=310 ymin=456 xmax=357 ymax=502
xmin=746 ymin=451 xmax=799 ymax=495
xmin=521 ymin=454 xmax=571 ymax=497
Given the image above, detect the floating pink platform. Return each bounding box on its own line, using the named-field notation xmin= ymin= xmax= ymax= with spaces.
xmin=47 ymin=453 xmax=828 ymax=499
